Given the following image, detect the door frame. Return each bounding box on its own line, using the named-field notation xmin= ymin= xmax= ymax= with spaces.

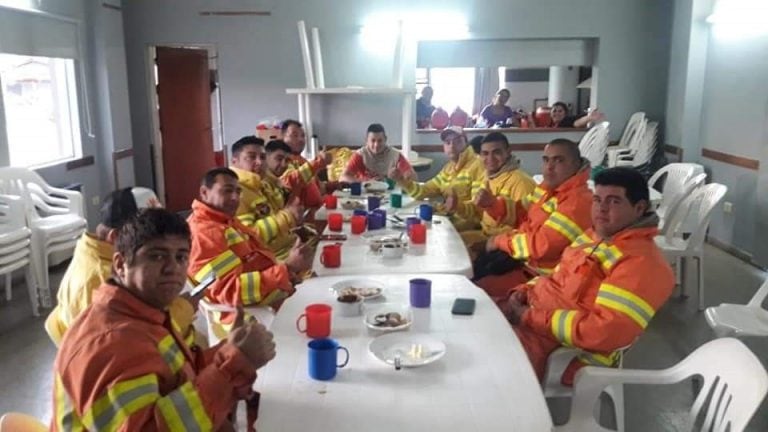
xmin=145 ymin=44 xmax=223 ymax=204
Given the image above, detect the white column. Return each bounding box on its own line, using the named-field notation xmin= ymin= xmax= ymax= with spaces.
xmin=401 ymin=94 xmax=414 ymax=158
xmin=297 ymin=21 xmax=315 ymax=89
xmin=391 ymin=20 xmax=404 ymax=88
xmin=303 ymin=94 xmax=315 ymax=160
xmin=311 ymin=27 xmax=325 ymax=89
xmin=547 ymin=66 xmax=579 ymax=108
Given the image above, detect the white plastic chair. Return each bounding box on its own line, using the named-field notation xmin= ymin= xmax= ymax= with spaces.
xmin=0 ymin=412 xmax=47 ymax=432
xmin=607 ymin=113 xmax=646 ymax=167
xmin=705 ymin=279 xmax=768 ymax=338
xmin=648 ymin=163 xmax=704 ymax=220
xmin=655 ymin=183 xmax=727 ymax=310
xmin=556 ymin=338 xmax=768 ymax=432
xmin=0 ymin=168 xmax=87 ymax=308
xmin=544 ymin=347 xmax=629 ymax=431
xmin=615 ymin=121 xmax=657 ymax=168
xmin=578 ymin=122 xmax=610 ymax=168
xmin=0 ymin=194 xmax=38 ymax=315
xmin=198 ymin=298 xmax=275 ymax=346
xmin=533 ymin=174 xmax=543 ymax=184
xmin=658 ymin=173 xmax=707 ymax=234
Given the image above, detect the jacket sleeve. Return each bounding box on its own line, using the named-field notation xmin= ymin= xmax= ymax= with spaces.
xmin=401 ymin=166 xmax=447 ymax=199
xmin=342 ymin=153 xmax=366 ymax=180
xmin=521 ymin=255 xmax=674 ymax=354
xmin=53 ymin=332 xmax=255 ymax=431
xmin=189 ymin=226 xmax=293 ymax=307
xmin=281 ymin=157 xmax=326 ymax=189
xmin=494 ymin=195 xmax=589 ymax=266
xmin=238 ymin=211 xmax=295 ymax=244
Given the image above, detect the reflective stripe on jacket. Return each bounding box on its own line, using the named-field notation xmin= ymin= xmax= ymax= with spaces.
xmin=493 ymin=166 xmax=593 ymax=274
xmin=52 ymin=283 xmax=256 ymax=431
xmin=187 ymin=200 xmax=293 ymax=309
xmin=281 ymin=154 xmax=325 ymax=209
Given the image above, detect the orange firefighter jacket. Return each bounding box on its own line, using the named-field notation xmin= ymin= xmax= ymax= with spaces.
xmin=187 ymin=200 xmax=293 ymax=308
xmin=515 ymin=216 xmax=675 ymax=383
xmin=231 ymin=167 xmax=297 ymax=260
xmin=281 ymin=153 xmax=326 ymax=210
xmin=492 ymin=165 xmax=593 ymax=275
xmin=52 ymin=282 xmax=255 ymax=431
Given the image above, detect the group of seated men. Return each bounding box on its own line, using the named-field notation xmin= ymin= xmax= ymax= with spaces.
xmin=45 ymin=118 xmax=675 ymax=430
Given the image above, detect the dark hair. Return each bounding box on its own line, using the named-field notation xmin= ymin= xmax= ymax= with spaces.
xmin=366 ymin=123 xmax=387 ymax=138
xmin=231 ymin=135 xmax=264 ymax=157
xmin=115 ymin=208 xmax=190 ymax=264
xmin=551 ymin=102 xmax=569 ymax=113
xmin=547 ymin=138 xmax=581 ymax=162
xmin=201 ymin=167 xmax=238 ymax=188
xmin=469 ymin=135 xmax=484 ymax=154
xmin=100 ymin=188 xmax=138 ymax=229
xmin=594 ymin=167 xmax=650 ymax=205
xmin=265 ymin=139 xmax=292 ymax=154
xmin=497 ymin=89 xmax=510 ymax=97
xmin=281 ymin=119 xmax=302 ymax=134
xmin=482 ymin=132 xmax=509 ymax=147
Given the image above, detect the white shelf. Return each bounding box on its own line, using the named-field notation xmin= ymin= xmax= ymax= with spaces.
xmin=286 ymin=87 xmax=414 ymax=95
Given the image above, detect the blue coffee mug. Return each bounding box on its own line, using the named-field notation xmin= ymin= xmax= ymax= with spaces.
xmin=367 ymin=196 xmax=381 ymax=211
xmin=352 ymin=209 xmax=368 ymax=217
xmin=415 ymin=204 xmax=433 ymax=222
xmin=308 ymin=338 xmax=349 ymax=381
xmin=368 ymin=211 xmax=386 ymax=230
xmin=350 ymin=182 xmax=362 ymax=196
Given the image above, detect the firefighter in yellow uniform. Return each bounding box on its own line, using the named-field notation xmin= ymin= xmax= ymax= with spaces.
xmin=389 ymin=126 xmax=485 ymax=231
xmin=229 ymin=136 xmax=302 ymax=260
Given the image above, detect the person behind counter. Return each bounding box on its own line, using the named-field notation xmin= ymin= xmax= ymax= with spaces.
xmin=416 ymin=86 xmax=435 ymax=128
xmin=537 ymin=102 xmax=606 ymax=128
xmin=340 ymin=123 xmax=416 ymax=182
xmin=479 ymin=89 xmax=518 ymax=127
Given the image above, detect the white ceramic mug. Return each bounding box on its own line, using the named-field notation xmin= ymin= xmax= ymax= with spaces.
xmin=336 ymin=295 xmax=363 ymax=317
xmin=381 ymin=243 xmax=405 ymax=259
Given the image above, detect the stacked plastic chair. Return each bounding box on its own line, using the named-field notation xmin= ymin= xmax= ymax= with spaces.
xmin=0 ymin=194 xmax=38 ymax=315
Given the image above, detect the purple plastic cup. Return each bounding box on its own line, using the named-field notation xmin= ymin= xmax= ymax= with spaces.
xmin=409 ymin=278 xmax=432 ymax=308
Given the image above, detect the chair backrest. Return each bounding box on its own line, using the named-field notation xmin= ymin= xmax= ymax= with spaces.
xmin=664 ymin=183 xmax=727 ymax=251
xmin=131 ymin=187 xmax=160 ymax=208
xmin=198 ymin=298 xmax=236 ymax=345
xmin=617 ymin=112 xmax=646 ymax=149
xmin=629 ymin=121 xmax=657 ymax=166
xmin=746 ymin=279 xmax=768 ymax=308
xmin=0 ymin=194 xmax=29 ymax=232
xmin=578 ymin=122 xmax=610 ymax=167
xmin=0 ymin=167 xmax=84 ymax=219
xmin=659 ymin=173 xmax=707 ymax=234
xmin=0 ymin=412 xmax=47 ymax=432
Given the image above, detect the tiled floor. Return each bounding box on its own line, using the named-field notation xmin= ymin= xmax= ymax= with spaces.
xmin=0 ymin=245 xmax=766 ymax=430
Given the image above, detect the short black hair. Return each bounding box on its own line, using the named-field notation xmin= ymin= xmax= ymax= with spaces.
xmin=594 ymin=167 xmax=650 ymax=205
xmin=201 ymin=167 xmax=238 ymax=188
xmin=547 ymin=138 xmax=581 ymax=162
xmin=281 ymin=119 xmax=302 ymax=134
xmin=100 ymin=188 xmax=138 ymax=229
xmin=482 ymin=132 xmax=509 ymax=147
xmin=551 ymin=101 xmax=569 ymax=113
xmin=469 ymin=135 xmax=484 ymax=154
xmin=265 ymin=139 xmax=292 ymax=154
xmin=497 ymin=88 xmax=510 ymax=97
xmin=231 ymin=136 xmax=264 ymax=157
xmin=366 ymin=123 xmax=387 ymax=137
xmin=115 ymin=208 xmax=190 ymax=264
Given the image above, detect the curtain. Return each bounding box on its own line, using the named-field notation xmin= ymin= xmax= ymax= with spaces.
xmin=472 ymin=67 xmax=499 ymax=115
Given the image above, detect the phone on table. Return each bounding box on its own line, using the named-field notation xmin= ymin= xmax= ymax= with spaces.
xmin=451 ymin=298 xmax=476 ymax=315
xmin=189 ymin=275 xmax=216 ymax=298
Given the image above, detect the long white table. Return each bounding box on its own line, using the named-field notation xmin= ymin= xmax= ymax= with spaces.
xmin=255 ymin=274 xmax=553 ymax=432
xmin=312 ymin=215 xmax=472 ymax=277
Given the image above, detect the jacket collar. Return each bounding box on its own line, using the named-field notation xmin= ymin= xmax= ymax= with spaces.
xmin=447 ymin=146 xmax=476 ymax=174
xmin=288 ymin=153 xmax=308 ymax=165
xmin=93 ymin=280 xmax=167 ymax=325
xmin=597 ymin=212 xmax=660 ymax=243
xmin=546 ymin=160 xmax=591 ymax=195
xmin=231 ymin=166 xmax=262 ymax=190
xmin=488 ymin=156 xmax=521 ymax=179
xmin=191 ymin=199 xmax=233 ymax=224
xmin=82 ymin=232 xmax=114 ymax=262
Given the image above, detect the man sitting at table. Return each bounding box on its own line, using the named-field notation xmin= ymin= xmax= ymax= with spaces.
xmin=498 ymin=167 xmax=674 ymax=385
xmin=44 ymin=188 xmax=198 ymax=347
xmin=341 ymin=123 xmax=417 ymax=183
xmin=187 ymin=168 xmax=313 ymax=318
xmin=454 ymin=132 xmax=537 ymax=264
xmin=389 ymin=126 xmax=484 ymax=231
xmin=229 ymin=135 xmax=303 ymax=259
xmin=477 ymin=138 xmax=593 ymax=293
xmin=52 ymin=208 xmax=276 ymax=431
xmin=281 ymin=119 xmax=338 ymax=212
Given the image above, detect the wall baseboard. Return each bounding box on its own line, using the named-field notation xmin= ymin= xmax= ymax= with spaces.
xmin=707 ymin=237 xmax=766 ymax=271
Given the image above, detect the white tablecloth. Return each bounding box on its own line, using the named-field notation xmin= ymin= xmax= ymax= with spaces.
xmin=255 ymin=274 xmax=553 ymax=432
xmin=312 ymin=215 xmax=472 ymax=277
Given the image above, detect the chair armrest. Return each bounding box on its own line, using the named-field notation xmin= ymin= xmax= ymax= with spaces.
xmin=542 ymin=347 xmax=581 ymax=391
xmin=747 ymin=280 xmax=768 ymax=308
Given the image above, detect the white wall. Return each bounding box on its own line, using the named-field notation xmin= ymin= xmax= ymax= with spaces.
xmin=122 ymin=0 xmax=674 ymax=188
xmin=504 ymin=82 xmax=548 ymax=112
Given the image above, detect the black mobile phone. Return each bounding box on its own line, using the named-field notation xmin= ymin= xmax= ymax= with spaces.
xmin=189 ymin=275 xmax=216 ymax=298
xmin=451 ymin=298 xmax=476 ymax=315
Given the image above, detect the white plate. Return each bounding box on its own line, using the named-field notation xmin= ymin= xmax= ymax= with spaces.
xmin=369 ymin=333 xmax=446 ymax=367
xmin=340 ymin=199 xmax=366 ymax=211
xmin=361 ymin=230 xmax=401 ymax=241
xmin=363 ymin=180 xmax=388 ymax=193
xmin=330 ymin=279 xmax=385 ymax=300
xmin=364 ymin=303 xmax=413 ymax=332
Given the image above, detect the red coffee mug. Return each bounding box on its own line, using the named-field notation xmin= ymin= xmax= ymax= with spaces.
xmin=350 ymin=215 xmax=366 ymax=234
xmin=410 ymin=223 xmax=427 ymax=244
xmin=328 ymin=213 xmax=343 ymax=232
xmin=320 ymin=243 xmax=342 ymax=268
xmin=296 ymin=303 xmax=332 ymax=338
xmin=325 ymin=194 xmax=338 ymax=210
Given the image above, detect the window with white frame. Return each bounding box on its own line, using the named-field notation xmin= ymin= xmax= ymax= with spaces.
xmin=415 ymin=67 xmax=475 ymax=115
xmin=0 ymin=53 xmax=82 ymax=168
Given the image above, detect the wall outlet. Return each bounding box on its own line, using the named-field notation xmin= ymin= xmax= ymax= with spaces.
xmin=91 ymin=196 xmax=100 ymax=206
xmin=723 ymin=201 xmax=733 ymax=214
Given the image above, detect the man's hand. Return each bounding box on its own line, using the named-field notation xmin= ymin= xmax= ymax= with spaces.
xmin=443 ymin=189 xmax=458 ymax=214
xmin=500 ymin=296 xmax=529 ymax=325
xmin=284 ymin=237 xmax=313 ymax=274
xmin=474 ymin=181 xmax=496 ymax=209
xmin=486 ymin=235 xmax=500 ymax=252
xmin=317 ymin=151 xmax=333 ymax=165
xmin=387 ymin=166 xmax=404 ymax=183
xmin=228 ymin=319 xmax=276 ymax=370
xmin=285 ymin=197 xmax=304 ymax=224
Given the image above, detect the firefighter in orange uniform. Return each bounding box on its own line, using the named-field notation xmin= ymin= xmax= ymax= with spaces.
xmin=499 ymin=167 xmax=675 ymax=385
xmin=187 ymin=168 xmax=313 ymax=313
xmin=477 ymin=139 xmax=593 ymax=295
xmin=52 ymin=208 xmax=276 ymax=431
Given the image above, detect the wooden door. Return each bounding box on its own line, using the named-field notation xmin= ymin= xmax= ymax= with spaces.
xmin=155 ymin=47 xmax=215 ymax=212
